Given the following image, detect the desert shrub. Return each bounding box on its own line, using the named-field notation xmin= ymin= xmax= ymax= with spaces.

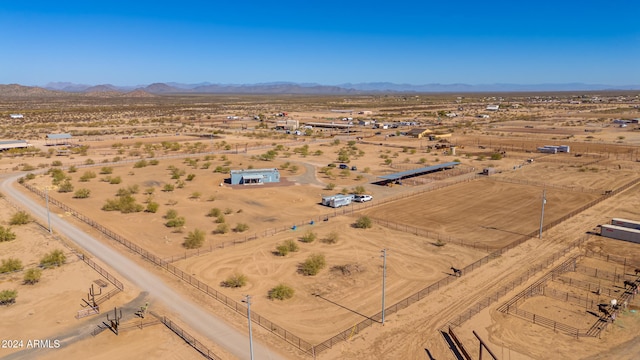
xmin=0 ymin=289 xmax=17 ymax=305
xmin=84 ymin=159 xmax=95 ymax=165
xmin=109 ymin=176 xmax=122 ymax=184
xmin=207 ymin=207 xmax=222 ymax=217
xmin=165 ymin=209 xmax=178 ymax=219
xmin=0 ymin=226 xmax=16 ymax=242
xmin=145 ymin=201 xmax=159 ymax=213
xmin=186 ymin=174 xmax=196 ymax=181
xmin=190 ymin=191 xmax=201 ymax=199
xmin=40 ymin=249 xmax=66 ymax=268
xmin=490 ymin=153 xmax=503 ymax=160
xmin=323 ymin=231 xmax=340 ymax=244
xmin=58 ymin=180 xmax=74 ymax=193
xmin=215 ymin=214 xmax=226 ymax=224
xmin=68 ymin=165 xmax=77 ymax=173
xmin=23 ymin=268 xmax=42 ymax=285
xmin=102 ymin=195 xmax=144 ymax=213
xmin=234 ymin=223 xmax=249 ymax=232
xmin=352 ymin=185 xmax=366 ymax=195
xmin=100 ymin=166 xmax=113 ymax=174
xmin=9 ymin=211 xmax=31 ymax=225
xmin=149 ymin=159 xmax=159 ymax=165
xmin=183 ymin=229 xmax=205 ymax=249
xmin=354 ymin=216 xmax=372 ymax=229
xmin=0 ymin=258 xmax=23 ymax=273
xmin=224 ymin=208 xmax=233 ymax=215
xmin=51 ymin=160 xmax=63 ymax=167
xmin=79 ymin=171 xmax=97 ymax=182
xmin=325 ymin=183 xmax=336 ymax=190
xmin=49 ymin=168 xmax=67 ymax=185
xmin=163 ymin=184 xmax=175 ymax=192
xmin=221 ymin=273 xmax=247 ymax=288
xmin=73 ymin=188 xmax=91 ymax=199
xmin=144 ymin=187 xmax=155 ymax=195
xmin=300 ymin=254 xmax=326 ymax=276
xmin=165 ymin=216 xmax=186 ymax=228
xmin=268 ymin=284 xmax=294 ymax=300
xmin=133 ymin=159 xmax=148 ymax=168
xmin=300 ymin=230 xmax=317 ymax=243
xmin=215 ymin=223 xmax=230 ymax=234
xmin=275 ymin=239 xmax=299 ymax=256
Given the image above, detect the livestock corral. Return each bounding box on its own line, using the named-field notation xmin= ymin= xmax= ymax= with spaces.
xmin=1 ymin=91 xmax=640 ymax=359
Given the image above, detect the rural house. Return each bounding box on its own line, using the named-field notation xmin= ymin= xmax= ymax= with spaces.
xmin=230 ymin=168 xmax=280 ymax=185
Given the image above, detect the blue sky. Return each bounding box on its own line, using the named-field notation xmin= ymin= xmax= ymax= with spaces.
xmin=2 ymin=1 xmax=639 ymax=87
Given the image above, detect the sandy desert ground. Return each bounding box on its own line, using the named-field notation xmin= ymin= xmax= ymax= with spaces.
xmin=0 ymin=92 xmax=639 ymax=360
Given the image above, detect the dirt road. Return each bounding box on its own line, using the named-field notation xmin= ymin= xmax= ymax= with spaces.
xmin=0 ymin=174 xmax=285 ymax=360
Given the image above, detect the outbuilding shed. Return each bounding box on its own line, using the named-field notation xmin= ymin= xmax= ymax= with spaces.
xmin=46 ymin=133 xmax=73 ymax=146
xmin=378 ymin=162 xmax=460 ymax=183
xmin=230 ymin=168 xmax=280 ymax=185
xmin=0 ymin=140 xmax=31 ymax=151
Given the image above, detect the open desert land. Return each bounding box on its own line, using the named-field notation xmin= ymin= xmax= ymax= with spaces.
xmin=0 ymin=91 xmax=639 ymax=360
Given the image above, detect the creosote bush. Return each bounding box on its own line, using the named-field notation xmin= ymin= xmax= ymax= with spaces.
xmin=354 ymin=216 xmax=373 ymax=229
xmin=40 ymin=249 xmax=66 ymax=268
xmin=23 ymin=268 xmax=42 ymax=285
xmin=275 ymin=239 xmax=299 ymax=256
xmin=323 ymin=231 xmax=340 ymax=244
xmin=0 ymin=289 xmax=17 ymax=305
xmin=299 ymin=253 xmax=326 ymax=276
xmin=0 ymin=226 xmax=16 ymax=242
xmin=221 ymin=273 xmax=247 ymax=288
xmin=300 ymin=230 xmax=317 ymax=243
xmin=268 ymin=284 xmax=294 ymax=300
xmin=9 ymin=211 xmax=31 ymax=225
xmin=234 ymin=223 xmax=249 ymax=232
xmin=0 ymin=258 xmax=23 ymax=273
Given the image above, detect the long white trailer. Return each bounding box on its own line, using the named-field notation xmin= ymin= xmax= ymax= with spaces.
xmin=600 ymin=224 xmax=640 ymax=244
xmin=611 ymin=218 xmax=640 ymax=230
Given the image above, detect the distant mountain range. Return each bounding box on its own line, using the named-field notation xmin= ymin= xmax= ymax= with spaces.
xmin=0 ymin=81 xmax=638 ymax=97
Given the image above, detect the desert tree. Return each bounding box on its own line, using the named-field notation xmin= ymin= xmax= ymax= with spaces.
xmin=184 ymin=229 xmax=206 ymax=249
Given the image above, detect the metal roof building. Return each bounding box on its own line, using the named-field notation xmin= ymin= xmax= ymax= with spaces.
xmin=0 ymin=140 xmax=31 ymax=151
xmin=230 ymin=168 xmax=280 ymax=185
xmin=46 ymin=133 xmax=73 ymax=146
xmin=378 ymin=162 xmax=460 ymax=181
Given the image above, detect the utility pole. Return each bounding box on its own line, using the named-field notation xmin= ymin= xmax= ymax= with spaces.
xmin=381 ymin=249 xmax=387 ymax=325
xmin=243 ymin=295 xmax=254 ymax=360
xmin=539 ymin=189 xmax=546 ymax=239
xmin=46 ymin=187 xmax=52 ymax=234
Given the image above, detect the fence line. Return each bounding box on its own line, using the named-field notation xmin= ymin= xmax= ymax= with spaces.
xmin=78 ymin=254 xmax=124 ymax=290
xmin=21 ymin=182 xmax=314 ymax=354
xmin=151 ymin=312 xmax=222 ymax=360
xmin=19 ymin=163 xmax=640 ymax=356
xmin=583 ymin=250 xmax=640 ymax=271
xmin=485 ymin=176 xmax=601 ymax=194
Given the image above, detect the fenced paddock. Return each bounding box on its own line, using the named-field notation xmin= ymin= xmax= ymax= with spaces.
xmin=363 ymin=177 xmax=601 ymax=249
xmin=498 ymin=253 xmax=640 ymax=339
